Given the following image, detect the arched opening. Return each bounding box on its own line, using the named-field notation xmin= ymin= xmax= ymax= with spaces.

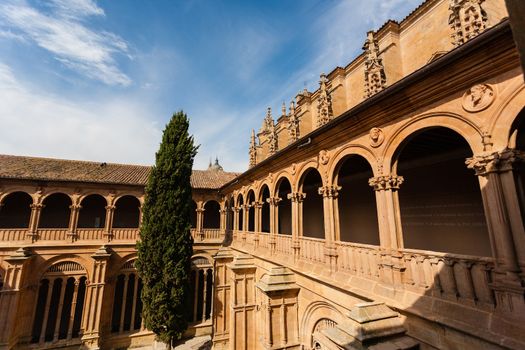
xmin=395 ymin=127 xmax=490 ymax=256
xmin=0 ymin=191 xmax=32 ymax=228
xmin=188 ymin=257 xmax=213 ymax=324
xmin=39 ymin=193 xmax=71 ymax=228
xmin=31 ymin=262 xmax=87 ymax=344
xmin=247 ymin=190 xmax=255 ymax=232
xmin=203 ymin=200 xmax=220 ymax=229
xmin=111 ymin=260 xmax=143 ymax=334
xmin=237 ymin=195 xmax=244 ymax=231
xmin=190 ymin=200 xmax=197 ymax=229
xmin=78 ymin=195 xmax=106 ymax=228
xmin=510 ymin=107 xmax=525 ymax=223
xmin=276 ymin=178 xmax=292 ymax=235
xmin=260 ymin=185 xmax=270 ymax=233
xmin=300 ymin=169 xmax=324 ymax=239
xmin=335 ymin=155 xmax=379 ymax=245
xmin=113 ymin=196 xmax=140 ymax=228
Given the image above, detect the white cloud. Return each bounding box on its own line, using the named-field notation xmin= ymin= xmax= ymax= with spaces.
xmin=0 ymin=63 xmax=160 ymax=165
xmin=0 ymin=0 xmax=131 ymax=86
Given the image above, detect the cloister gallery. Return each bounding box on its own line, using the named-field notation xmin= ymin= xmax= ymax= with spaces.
xmin=1 ymin=0 xmax=525 ymax=349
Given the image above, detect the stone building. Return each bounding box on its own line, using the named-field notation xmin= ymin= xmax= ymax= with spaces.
xmin=1 ymin=0 xmax=525 ymax=349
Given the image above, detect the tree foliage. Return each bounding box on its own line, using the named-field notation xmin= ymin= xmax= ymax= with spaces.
xmin=136 ymin=111 xmax=197 ymax=345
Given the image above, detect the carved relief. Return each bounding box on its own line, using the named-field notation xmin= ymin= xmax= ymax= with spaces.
xmin=291 ymin=163 xmax=297 ymax=175
xmin=462 ymin=84 xmax=495 ymax=112
xmin=319 ymin=150 xmax=330 ymax=165
xmin=449 ymin=0 xmax=487 ymax=47
xmin=368 ymin=175 xmax=404 ymax=191
xmin=268 ymin=125 xmax=278 ymax=155
xmin=363 ymin=31 xmax=386 ymax=98
xmin=316 ymin=73 xmax=333 ymax=127
xmin=369 ymin=127 xmax=385 ymax=148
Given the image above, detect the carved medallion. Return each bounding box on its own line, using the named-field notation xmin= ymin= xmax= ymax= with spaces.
xmin=291 ymin=163 xmax=297 ymax=175
xmin=319 ymin=150 xmax=330 ymax=165
xmin=369 ymin=127 xmax=384 ymax=148
xmin=462 ymin=84 xmax=494 ymax=112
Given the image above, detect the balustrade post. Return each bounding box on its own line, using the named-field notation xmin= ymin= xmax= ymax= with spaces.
xmin=369 ymin=175 xmax=405 ymax=286
xmin=267 ymin=197 xmax=281 ymax=255
xmin=287 ymin=192 xmax=305 ymax=262
xmin=103 ymin=205 xmax=115 ymax=242
xmin=319 ymin=185 xmax=341 ymax=273
xmin=0 ymin=248 xmax=32 ymax=348
xmin=68 ymin=204 xmax=81 ymax=242
xmin=466 ymin=150 xmax=525 ymax=318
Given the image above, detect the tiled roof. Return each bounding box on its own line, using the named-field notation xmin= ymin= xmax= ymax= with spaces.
xmin=0 ymin=154 xmax=240 ymax=189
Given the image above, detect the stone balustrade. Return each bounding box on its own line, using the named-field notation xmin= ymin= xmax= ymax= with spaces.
xmin=190 ymin=228 xmax=224 ymax=242
xmin=299 ymin=236 xmax=325 ymax=264
xmin=336 ymin=241 xmax=381 ymax=279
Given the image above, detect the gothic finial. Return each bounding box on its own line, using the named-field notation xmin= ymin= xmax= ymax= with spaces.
xmin=249 ymin=129 xmax=257 ymax=168
xmin=287 ymin=99 xmax=300 ymax=144
xmin=282 ymin=101 xmax=287 ymax=117
xmin=363 ymin=31 xmax=386 ymax=98
xmin=263 ymin=107 xmax=274 ymax=133
xmin=316 ymin=72 xmax=333 ymax=127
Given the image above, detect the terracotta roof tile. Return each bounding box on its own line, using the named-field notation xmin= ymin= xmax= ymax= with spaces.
xmin=0 ymin=154 xmax=239 ymax=189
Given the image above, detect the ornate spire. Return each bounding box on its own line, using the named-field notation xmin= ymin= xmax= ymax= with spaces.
xmin=316 ymin=73 xmax=333 ymax=127
xmin=249 ymin=129 xmax=257 ymax=168
xmin=363 ymin=31 xmax=386 ymax=98
xmin=263 ymin=107 xmax=274 ymax=133
xmin=281 ymin=101 xmax=287 ymax=118
xmin=268 ymin=122 xmax=278 ymax=156
xmin=287 ymin=99 xmax=300 ymax=143
xmin=449 ymin=0 xmax=487 ymax=47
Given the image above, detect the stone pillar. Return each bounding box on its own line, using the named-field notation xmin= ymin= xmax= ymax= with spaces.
xmin=253 ymin=202 xmax=263 ymax=249
xmin=28 ymin=201 xmax=43 ymax=242
xmin=227 ymin=254 xmax=257 ymax=350
xmin=68 ymin=204 xmax=81 ymax=242
xmin=466 ymin=150 xmax=525 ymax=318
xmin=196 ymin=203 xmax=205 ymax=241
xmin=82 ymin=246 xmax=111 ymax=349
xmin=233 ymin=207 xmax=240 ymax=242
xmin=319 ymin=185 xmax=341 ymax=273
xmin=0 ymin=248 xmax=32 ymax=350
xmin=267 ymin=197 xmax=281 ymax=255
xmin=255 ymin=266 xmax=300 ymax=349
xmin=287 ymin=192 xmax=305 ymax=262
xmin=212 ymin=248 xmax=234 ymax=349
xmin=103 ymin=205 xmax=115 ymax=242
xmin=242 ymin=204 xmax=250 ymax=244
xmin=369 ymin=175 xmax=405 ymax=286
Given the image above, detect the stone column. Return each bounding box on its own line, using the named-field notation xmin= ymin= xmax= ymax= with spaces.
xmin=103 ymin=205 xmax=115 ymax=242
xmin=267 ymin=197 xmax=281 ymax=255
xmin=212 ymin=248 xmax=234 ymax=348
xmin=319 ymin=185 xmax=341 ymax=273
xmin=287 ymin=192 xmax=305 ymax=262
xmin=196 ymin=206 xmax=205 ymax=241
xmin=0 ymin=248 xmax=32 ymax=350
xmin=233 ymin=207 xmax=240 ymax=242
xmin=67 ymin=204 xmax=81 ymax=242
xmin=27 ymin=201 xmax=43 ymax=243
xmin=369 ymin=175 xmax=405 ymax=286
xmin=467 ymin=150 xmax=525 ymax=318
xmin=82 ymin=246 xmax=111 ymax=349
xmin=253 ymin=202 xmax=263 ymax=249
xmin=242 ymin=204 xmax=250 ymax=244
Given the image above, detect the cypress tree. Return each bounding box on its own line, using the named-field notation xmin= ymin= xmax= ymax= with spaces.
xmin=136 ymin=111 xmax=198 ymax=347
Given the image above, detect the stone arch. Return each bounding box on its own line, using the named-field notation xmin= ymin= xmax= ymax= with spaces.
xmin=300 ymin=300 xmax=345 ymax=347
xmin=294 ymin=160 xmax=322 ymax=190
xmin=259 ymin=184 xmax=271 ymax=233
xmin=189 ymin=254 xmax=214 ymax=324
xmin=0 ymin=191 xmax=33 ymax=228
xmin=37 ymin=255 xmax=91 ymax=282
xmin=382 ymin=112 xmax=483 ymax=172
xmin=39 ymin=192 xmax=72 ymax=228
xmin=329 ymin=144 xmax=379 ymax=184
xmin=111 ymin=256 xmax=143 ymax=334
xmin=299 ymin=167 xmax=324 ymax=239
xmin=488 ymin=81 xmax=525 ymax=150
xmin=273 ymin=172 xmax=294 ymax=197
xmin=203 ymin=200 xmax=221 ymax=229
xmin=275 ymin=176 xmax=292 ymax=235
xmin=246 ymin=189 xmax=256 ymax=232
xmin=113 ymin=195 xmax=141 ymax=228
xmin=78 ymin=194 xmax=107 ymax=228
xmin=394 ymin=126 xmax=490 ymax=256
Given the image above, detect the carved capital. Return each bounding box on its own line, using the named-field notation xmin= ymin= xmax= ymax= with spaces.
xmin=266 ymin=197 xmax=282 ymax=206
xmin=253 ymin=201 xmax=263 ymax=210
xmin=287 ymin=192 xmax=306 ymax=203
xmin=30 ymin=203 xmax=44 ymax=210
xmin=466 ymin=149 xmax=525 ymax=176
xmin=368 ymin=175 xmax=404 ymax=191
xmin=69 ymin=204 xmax=82 ymax=211
xmin=105 ymin=205 xmax=116 ymax=212
xmin=318 ymin=185 xmax=341 ymax=198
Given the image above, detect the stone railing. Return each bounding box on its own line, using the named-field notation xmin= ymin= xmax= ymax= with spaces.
xmin=299 ymin=236 xmax=325 ymax=264
xmin=0 ymin=229 xmax=26 ymax=242
xmin=76 ymin=228 xmax=105 ymax=241
xmin=191 ymin=228 xmax=224 ymax=242
xmin=37 ymin=228 xmax=69 ymax=241
xmin=275 ymin=234 xmax=293 ymax=255
xmin=258 ymin=232 xmax=270 ymax=249
xmin=112 ymin=228 xmax=139 ymax=241
xmin=336 ymin=241 xmax=381 ymax=280
xmin=400 ymin=248 xmax=496 ymax=308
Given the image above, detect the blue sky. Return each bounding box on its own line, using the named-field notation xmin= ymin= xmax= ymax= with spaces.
xmin=0 ymin=0 xmax=421 ymax=172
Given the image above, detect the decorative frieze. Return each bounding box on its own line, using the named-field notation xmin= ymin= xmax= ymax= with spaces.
xmin=368 ymin=175 xmax=404 ymax=191
xmin=363 ymin=31 xmax=386 ymax=98
xmin=466 ymin=149 xmax=525 ymax=175
xmin=316 ymin=73 xmax=333 ymax=127
xmin=449 ymin=0 xmax=488 ymax=47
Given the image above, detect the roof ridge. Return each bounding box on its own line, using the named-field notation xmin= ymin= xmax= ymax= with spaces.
xmin=0 ymin=153 xmax=151 ymax=168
